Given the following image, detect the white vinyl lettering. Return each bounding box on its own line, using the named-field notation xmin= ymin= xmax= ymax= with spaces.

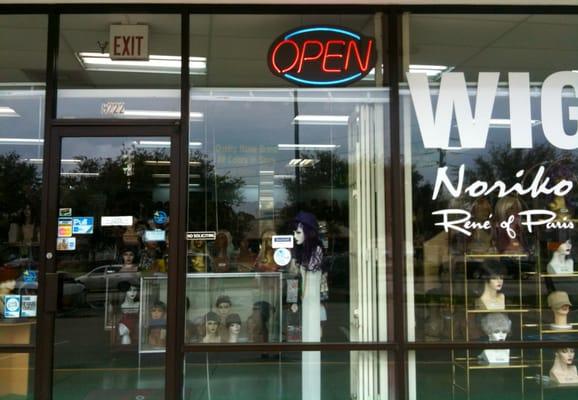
xmin=432 ymin=164 xmax=573 ymax=200
xmin=541 ymin=71 xmax=578 ymax=150
xmin=407 ymin=72 xmax=498 ymax=149
xmin=508 ymin=73 xmax=533 ymax=148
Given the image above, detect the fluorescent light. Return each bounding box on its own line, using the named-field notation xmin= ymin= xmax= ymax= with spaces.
xmin=77 ymin=52 xmax=206 ymax=75
xmin=409 ymin=64 xmax=450 ymax=77
xmin=490 ymin=118 xmax=541 ymax=127
xmin=60 ymin=172 xmax=99 ymax=177
xmin=121 ymin=110 xmax=203 ymax=120
xmin=288 ymin=158 xmax=317 ymax=167
xmin=274 ymin=174 xmax=293 ymax=179
xmin=259 ymin=170 xmax=274 ymax=175
xmin=26 ymin=158 xmax=80 ymax=164
xmin=293 ymin=115 xmax=349 ymax=126
xmin=134 ymin=140 xmax=202 ymax=148
xmin=0 ymin=138 xmax=43 ymax=145
xmin=278 ymin=144 xmax=340 ymax=150
xmin=145 ymin=160 xmax=170 ymax=165
xmin=0 ymin=107 xmax=19 ymax=117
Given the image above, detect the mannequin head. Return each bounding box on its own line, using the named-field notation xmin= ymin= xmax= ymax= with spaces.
xmin=294 ymin=224 xmax=305 ymax=245
xmin=0 ymin=279 xmax=16 ymax=293
xmin=19 ymin=203 xmax=36 ymax=224
xmin=226 ymin=313 xmax=242 ymax=335
xmin=548 ymin=291 xmax=572 ymax=314
xmin=495 ymin=196 xmax=523 ymax=220
xmin=121 ymin=248 xmax=136 ymax=265
xmin=150 ymin=301 xmax=166 ymax=321
xmin=192 ymin=240 xmax=205 ymax=252
xmin=556 ymin=348 xmax=576 ymax=366
xmin=292 ymin=211 xmax=321 ymax=267
xmin=252 ymin=301 xmax=273 ymax=323
xmin=549 ymin=239 xmax=572 ymax=256
xmin=471 ymin=198 xmax=492 ymax=221
xmin=476 ymin=262 xmax=506 ymax=294
xmin=214 ymin=232 xmax=228 ymax=252
xmin=480 ymin=313 xmax=512 ymax=342
xmin=215 ymin=295 xmax=232 ymax=319
xmin=126 ymin=285 xmax=138 ymax=301
xmin=204 ymin=311 xmax=220 ymax=335
xmin=261 ymin=229 xmax=275 ymax=251
xmin=119 ymin=281 xmax=140 ymax=304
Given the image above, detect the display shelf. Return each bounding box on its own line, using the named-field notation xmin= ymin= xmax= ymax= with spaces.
xmin=540 ymin=273 xmax=578 ymax=278
xmin=464 ymin=253 xmax=528 ymax=259
xmin=451 ymin=251 xmax=538 ymax=400
xmin=541 ymin=328 xmax=578 ymax=334
xmin=467 ymin=309 xmax=530 ymax=314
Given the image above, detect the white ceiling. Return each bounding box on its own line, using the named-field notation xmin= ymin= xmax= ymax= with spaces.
xmin=1 ymin=12 xmax=578 ymax=85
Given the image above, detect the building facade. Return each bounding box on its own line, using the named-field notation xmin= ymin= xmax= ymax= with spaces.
xmin=0 ymin=3 xmax=578 ymax=400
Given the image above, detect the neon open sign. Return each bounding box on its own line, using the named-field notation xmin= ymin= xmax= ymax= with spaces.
xmin=268 ymin=26 xmax=376 ymax=87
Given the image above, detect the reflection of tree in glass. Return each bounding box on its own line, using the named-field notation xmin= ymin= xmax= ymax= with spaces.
xmin=465 ymin=144 xmax=559 ymax=193
xmin=188 ymin=150 xmax=248 ymax=241
xmin=0 ymin=153 xmax=41 ymax=241
xmin=412 ymin=165 xmax=445 ymax=244
xmin=60 ymin=148 xmax=169 ymax=218
xmin=280 ymin=151 xmax=349 ymax=253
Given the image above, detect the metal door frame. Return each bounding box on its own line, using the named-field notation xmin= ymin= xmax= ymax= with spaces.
xmin=35 ymin=121 xmax=183 ymax=400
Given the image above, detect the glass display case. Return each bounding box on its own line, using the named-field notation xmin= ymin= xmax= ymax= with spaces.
xmin=138 ymin=272 xmax=282 ymax=353
xmin=185 ymin=272 xmax=282 ymax=345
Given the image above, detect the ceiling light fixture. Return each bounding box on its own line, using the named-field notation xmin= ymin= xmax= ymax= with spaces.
xmin=60 ymin=172 xmax=99 ymax=177
xmin=490 ymin=118 xmax=541 ymax=127
xmin=26 ymin=158 xmax=81 ymax=164
xmin=77 ymin=52 xmax=207 ymax=75
xmin=293 ymin=115 xmax=349 ymax=126
xmin=0 ymin=107 xmax=19 ymax=117
xmin=288 ymin=158 xmax=317 ymax=167
xmin=121 ymin=110 xmax=204 ymax=120
xmin=409 ymin=64 xmax=450 ymax=77
xmin=0 ymin=138 xmax=43 ymax=145
xmin=134 ymin=140 xmax=202 ymax=148
xmin=278 ymin=144 xmax=340 ymax=150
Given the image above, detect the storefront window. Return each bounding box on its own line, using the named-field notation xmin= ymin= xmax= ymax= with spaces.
xmin=185 ymin=14 xmax=389 ymax=350
xmin=57 ymin=14 xmax=180 ymax=119
xmin=404 ymin=12 xmax=578 ymax=400
xmin=185 ymin=351 xmax=392 ymax=400
xmin=412 ymin=348 xmax=578 ymax=400
xmin=0 ymin=14 xmax=46 ymax=400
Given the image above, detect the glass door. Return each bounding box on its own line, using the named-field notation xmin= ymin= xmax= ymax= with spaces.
xmin=45 ymin=130 xmax=177 ymax=399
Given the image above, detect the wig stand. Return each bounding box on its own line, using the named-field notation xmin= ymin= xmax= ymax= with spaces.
xmin=301 ymin=269 xmax=321 ymax=400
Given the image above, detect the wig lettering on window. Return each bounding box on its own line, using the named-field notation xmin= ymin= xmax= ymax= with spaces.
xmin=407 ymin=71 xmax=578 ymax=240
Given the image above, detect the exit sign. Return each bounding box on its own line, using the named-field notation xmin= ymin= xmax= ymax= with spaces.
xmin=109 ymin=24 xmax=149 ymax=60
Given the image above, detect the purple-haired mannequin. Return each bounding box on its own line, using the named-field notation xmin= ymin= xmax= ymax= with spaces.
xmin=291 ymin=211 xmax=324 ymax=400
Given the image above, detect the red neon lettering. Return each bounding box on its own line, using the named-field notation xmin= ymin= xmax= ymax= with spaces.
xmin=322 ymin=40 xmax=345 ymax=73
xmin=271 ymin=40 xmax=300 ymax=73
xmin=122 ymin=36 xmax=131 ymax=56
xmin=113 ymin=36 xmax=122 ymax=56
xmin=344 ymin=39 xmax=373 ymax=72
xmin=297 ymin=40 xmax=324 ymax=73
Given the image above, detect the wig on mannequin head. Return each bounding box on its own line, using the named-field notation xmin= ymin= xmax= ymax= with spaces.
xmin=473 ymin=260 xmax=506 ymax=296
xmin=480 ymin=313 xmax=512 ymax=337
xmin=547 ymin=229 xmax=572 ymax=253
xmin=292 ymin=211 xmax=322 ymax=268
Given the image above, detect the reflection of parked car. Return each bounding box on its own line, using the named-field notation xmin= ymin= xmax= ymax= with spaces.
xmin=75 ymin=265 xmax=139 ymax=292
xmin=0 ymin=257 xmax=38 ymax=282
xmin=15 ymin=271 xmax=86 ymax=308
